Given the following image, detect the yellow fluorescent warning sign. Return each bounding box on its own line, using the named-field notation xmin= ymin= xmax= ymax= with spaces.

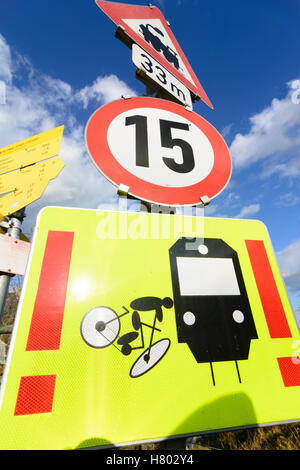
xmin=0 ymin=207 xmax=299 ymax=450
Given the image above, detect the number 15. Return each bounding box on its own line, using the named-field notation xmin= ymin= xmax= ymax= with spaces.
xmin=125 ymin=115 xmax=195 ymax=174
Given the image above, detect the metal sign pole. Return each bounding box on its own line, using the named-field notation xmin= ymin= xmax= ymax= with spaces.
xmin=0 ymin=208 xmax=25 ymax=324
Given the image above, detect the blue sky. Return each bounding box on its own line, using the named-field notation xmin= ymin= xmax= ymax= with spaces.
xmin=0 ymin=0 xmax=300 ymax=324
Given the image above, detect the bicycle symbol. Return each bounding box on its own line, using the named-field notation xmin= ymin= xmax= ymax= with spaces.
xmin=80 ymin=296 xmax=173 ymax=378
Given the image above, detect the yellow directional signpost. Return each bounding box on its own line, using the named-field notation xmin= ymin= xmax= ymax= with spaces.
xmin=0 ymin=126 xmax=65 ymax=217
xmin=0 ymin=157 xmax=65 ymax=216
xmin=0 ymin=207 xmax=299 ymax=450
xmin=0 ymin=126 xmax=64 ymax=175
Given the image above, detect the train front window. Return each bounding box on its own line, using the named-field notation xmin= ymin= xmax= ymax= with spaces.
xmin=176 ymin=257 xmax=241 ymax=296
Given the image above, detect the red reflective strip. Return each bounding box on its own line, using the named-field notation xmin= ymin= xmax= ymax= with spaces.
xmin=14 ymin=375 xmax=56 ymax=415
xmin=245 ymin=240 xmax=291 ymax=338
xmin=26 ymin=231 xmax=74 ymax=351
xmin=277 ymin=357 xmax=300 ymax=387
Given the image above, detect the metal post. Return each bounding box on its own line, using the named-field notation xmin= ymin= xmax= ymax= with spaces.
xmin=0 ymin=208 xmax=25 ymax=324
xmin=140 ymin=201 xmax=176 ymax=215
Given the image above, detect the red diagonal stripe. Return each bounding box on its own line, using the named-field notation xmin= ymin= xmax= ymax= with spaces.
xmin=245 ymin=240 xmax=291 ymax=338
xmin=14 ymin=375 xmax=56 ymax=415
xmin=26 ymin=231 xmax=74 ymax=351
xmin=277 ymin=357 xmax=300 ymax=387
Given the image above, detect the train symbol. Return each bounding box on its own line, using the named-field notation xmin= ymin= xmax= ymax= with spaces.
xmin=139 ymin=23 xmax=181 ymax=70
xmin=169 ymin=237 xmax=258 ymax=384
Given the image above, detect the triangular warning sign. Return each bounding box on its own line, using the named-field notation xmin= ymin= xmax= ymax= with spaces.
xmin=95 ymin=0 xmax=213 ymax=109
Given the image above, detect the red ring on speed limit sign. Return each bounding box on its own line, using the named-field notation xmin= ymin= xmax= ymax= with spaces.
xmin=85 ymin=97 xmax=232 ymax=206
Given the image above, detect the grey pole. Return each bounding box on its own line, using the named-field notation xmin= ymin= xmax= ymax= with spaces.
xmin=0 ymin=208 xmax=26 ymax=324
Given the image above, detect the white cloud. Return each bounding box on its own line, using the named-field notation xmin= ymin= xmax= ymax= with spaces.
xmin=0 ymin=34 xmax=12 ymax=83
xmin=203 ymin=191 xmax=241 ymax=219
xmin=74 ymin=75 xmax=136 ymax=109
xmin=277 ymin=239 xmax=300 ymax=292
xmin=229 ymin=79 xmax=300 ymax=177
xmin=291 ymin=79 xmax=300 ymax=105
xmin=223 ymin=191 xmax=240 ymax=207
xmin=0 ymin=34 xmax=137 ymax=236
xmin=276 ymin=192 xmax=300 ymax=207
xmin=221 ymin=123 xmax=233 ymax=138
xmin=235 ymin=203 xmax=260 ymax=218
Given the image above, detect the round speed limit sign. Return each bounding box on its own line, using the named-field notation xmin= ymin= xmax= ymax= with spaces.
xmin=85 ymin=97 xmax=232 ymax=206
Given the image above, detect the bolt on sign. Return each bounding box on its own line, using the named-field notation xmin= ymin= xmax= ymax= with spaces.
xmin=0 ymin=207 xmax=299 ymax=450
xmin=0 ymin=126 xmax=64 ymax=217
